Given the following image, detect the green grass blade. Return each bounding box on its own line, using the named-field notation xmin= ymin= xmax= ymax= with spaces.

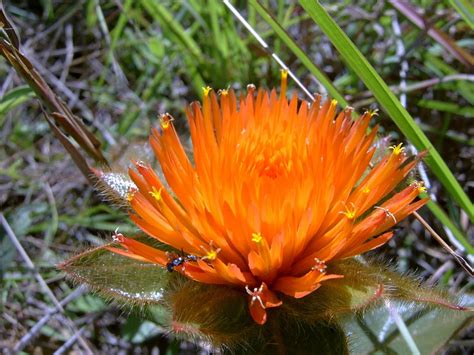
xmin=449 ymin=0 xmax=474 ymax=29
xmin=250 ymin=0 xmax=347 ymax=106
xmin=0 ymin=85 xmax=34 ymax=118
xmin=139 ymin=1 xmax=203 ymax=61
xmin=299 ymin=0 xmax=474 ymax=221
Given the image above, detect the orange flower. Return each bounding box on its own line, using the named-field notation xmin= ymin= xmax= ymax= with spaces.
xmin=110 ymin=72 xmax=428 ymax=324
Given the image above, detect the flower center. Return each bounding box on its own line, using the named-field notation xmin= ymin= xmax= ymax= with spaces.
xmin=255 ymin=148 xmax=292 ymax=179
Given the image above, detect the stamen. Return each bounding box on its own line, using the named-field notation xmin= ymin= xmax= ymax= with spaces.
xmin=247 ymin=83 xmax=256 ymax=93
xmin=218 ymin=88 xmax=229 ymax=96
xmin=112 ymin=229 xmax=124 ymax=242
xmin=200 ymin=241 xmax=221 ymax=261
xmin=159 ymin=113 xmax=174 ymax=130
xmin=202 ymin=86 xmax=212 ymax=97
xmin=374 ymin=206 xmax=397 ymax=224
xmin=389 ymin=143 xmax=405 ymax=156
xmin=368 ymin=108 xmax=379 ymax=117
xmin=135 ymin=160 xmax=147 ymax=168
xmin=362 ymin=186 xmax=371 ymax=194
xmin=340 ymin=202 xmax=357 ymax=220
xmin=251 ymin=232 xmax=263 ymax=244
xmin=127 ymin=187 xmax=137 ymax=201
xmin=149 ymin=186 xmax=163 ymax=202
xmin=245 ymin=284 xmax=266 ymax=309
xmin=312 ymin=258 xmax=327 ymax=273
xmin=280 ymin=69 xmax=288 ymax=97
xmin=412 ymin=181 xmax=427 ymax=193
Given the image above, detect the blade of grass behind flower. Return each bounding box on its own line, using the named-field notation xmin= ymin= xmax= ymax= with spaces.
xmin=139 ymin=1 xmax=203 ymax=61
xmin=139 ymin=1 xmax=205 ymax=95
xmin=449 ymin=0 xmax=474 ymax=29
xmin=0 ymin=86 xmax=34 ymax=121
xmin=250 ymin=0 xmax=347 ymax=106
xmin=299 ymin=0 xmax=474 ymax=222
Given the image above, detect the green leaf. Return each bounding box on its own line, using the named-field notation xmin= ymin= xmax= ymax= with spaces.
xmin=0 ymin=85 xmax=34 ymax=120
xmin=343 ymin=295 xmax=474 ymax=354
xmin=417 ymin=98 xmax=474 ymax=118
xmin=450 ymin=0 xmax=474 ymax=29
xmin=299 ymin=0 xmax=474 ymax=222
xmin=139 ymin=1 xmax=203 ymax=61
xmin=59 ymin=243 xmax=171 ymax=304
xmin=122 ymin=316 xmax=163 ymax=344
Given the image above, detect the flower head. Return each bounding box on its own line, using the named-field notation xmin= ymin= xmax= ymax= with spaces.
xmin=111 ymin=73 xmax=428 ymax=324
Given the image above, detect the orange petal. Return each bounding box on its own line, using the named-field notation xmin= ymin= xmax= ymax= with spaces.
xmin=273 ymin=270 xmax=342 ymax=298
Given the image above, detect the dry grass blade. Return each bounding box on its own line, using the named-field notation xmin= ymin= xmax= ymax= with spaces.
xmin=413 ymin=211 xmax=474 ymax=276
xmin=14 ymin=286 xmax=86 ymax=352
xmin=0 ymin=7 xmax=108 ymax=166
xmin=389 ymin=0 xmax=474 ymax=69
xmin=0 ymin=2 xmax=20 ymax=49
xmin=0 ymin=214 xmax=95 ymax=354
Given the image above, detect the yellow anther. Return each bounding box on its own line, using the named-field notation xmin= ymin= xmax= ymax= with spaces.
xmin=159 ymin=114 xmax=173 ymax=130
xmin=368 ymin=108 xmax=379 ymax=117
xmin=413 ymin=181 xmax=427 ymax=193
xmin=331 ymin=99 xmax=338 ymax=107
xmin=280 ymin=69 xmax=288 ymax=80
xmin=201 ymin=241 xmax=221 ymax=261
xmin=127 ymin=189 xmax=136 ymax=201
xmin=219 ymin=88 xmax=228 ymax=96
xmin=251 ymin=232 xmax=263 ymax=244
xmin=341 ymin=203 xmax=357 ymax=220
xmin=362 ymin=186 xmax=371 ymax=194
xmin=149 ymin=186 xmax=163 ymax=201
xmin=389 ymin=143 xmax=405 ymax=156
xmin=202 ymin=86 xmax=212 ymax=96
xmin=205 ymin=249 xmax=218 ymax=261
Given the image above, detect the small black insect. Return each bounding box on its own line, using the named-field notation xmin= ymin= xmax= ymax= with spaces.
xmin=166 ymin=253 xmax=197 ymax=272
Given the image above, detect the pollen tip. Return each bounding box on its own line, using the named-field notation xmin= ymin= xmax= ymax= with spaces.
xmin=340 ymin=203 xmax=357 ymax=220
xmin=368 ymin=108 xmax=379 ymax=117
xmin=149 ymin=186 xmax=163 ymax=202
xmin=251 ymin=232 xmax=263 ymax=244
xmin=159 ymin=113 xmax=174 ymax=130
xmin=412 ymin=181 xmax=427 ymax=193
xmin=389 ymin=143 xmax=405 ymax=156
xmin=218 ymin=88 xmax=229 ymax=96
xmin=280 ymin=69 xmax=288 ymax=97
xmin=202 ymin=86 xmax=212 ymax=97
xmin=200 ymin=241 xmax=221 ymax=261
xmin=112 ymin=229 xmax=125 ymax=242
xmin=127 ymin=188 xmax=137 ymax=201
xmin=312 ymin=258 xmax=327 ymax=273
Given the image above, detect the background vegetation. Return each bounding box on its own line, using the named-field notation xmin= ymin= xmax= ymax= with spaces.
xmin=1 ymin=0 xmax=472 ymax=353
